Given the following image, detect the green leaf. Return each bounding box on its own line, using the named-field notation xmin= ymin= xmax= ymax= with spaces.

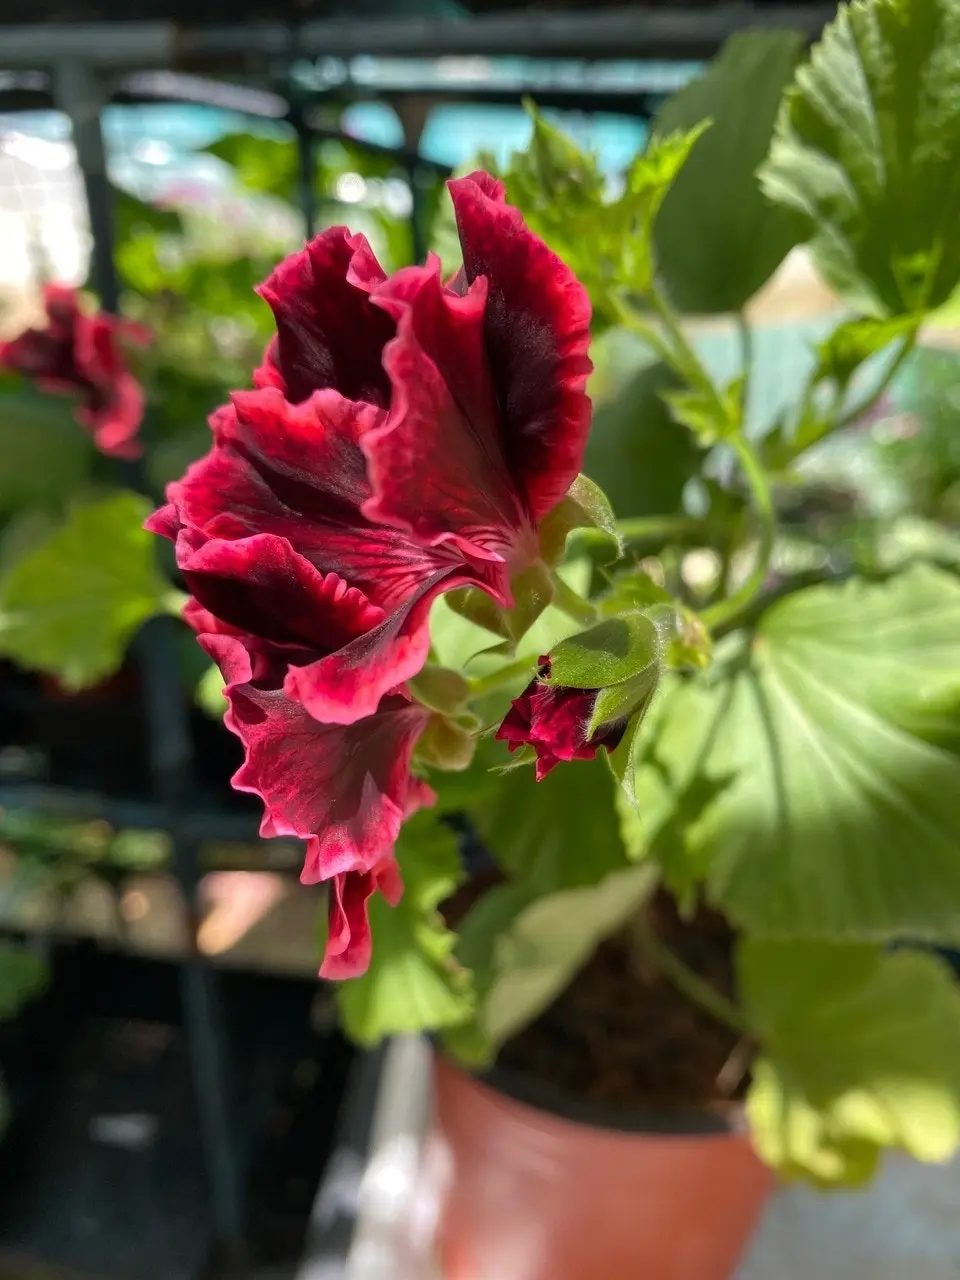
xmin=112 ymin=187 xmax=183 ymax=240
xmin=202 ymin=132 xmax=299 ymax=203
xmin=334 ymin=814 xmax=474 ymax=1046
xmin=538 ymin=473 xmax=622 ymax=565
xmin=633 ymin=566 xmax=960 ymax=939
xmin=450 ymin=750 xmax=649 ymax=1062
xmin=409 ymin=665 xmax=471 ymax=715
xmin=813 ymin=315 xmax=921 ymax=389
xmin=759 ymin=0 xmax=960 ymax=317
xmin=586 ymin=356 xmax=703 ymax=518
xmin=763 ymin=315 xmax=921 ymax=467
xmin=450 ymin=860 xmax=658 ymax=1066
xmin=548 ymin=613 xmax=660 ymax=690
xmin=0 ymin=942 xmax=48 ymax=1021
xmin=654 ymin=30 xmax=807 ymax=314
xmin=742 ymin=940 xmax=960 ymax=1185
xmin=0 ymin=492 xmax=170 ymax=689
xmin=621 ymin=127 xmax=709 ymax=297
xmin=587 ymin=669 xmax=659 ymax=739
xmin=472 ymin=752 xmax=627 ymax=892
xmin=661 ymin=375 xmax=743 ymax=446
xmin=497 ymin=108 xmax=702 ymax=322
xmin=414 ymin=713 xmax=477 ymax=772
xmin=0 ymin=378 xmax=91 ymax=513
xmin=497 ymin=107 xmax=613 ymax=319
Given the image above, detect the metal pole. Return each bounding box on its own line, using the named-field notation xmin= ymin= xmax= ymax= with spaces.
xmin=0 ymin=7 xmax=836 ymax=69
xmin=293 ymin=112 xmax=318 ymax=241
xmin=395 ymin=96 xmax=431 ymax=267
xmin=52 ymin=58 xmax=247 ymax=1265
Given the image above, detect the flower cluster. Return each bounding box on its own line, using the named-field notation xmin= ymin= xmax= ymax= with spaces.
xmin=149 ymin=172 xmax=592 ymax=977
xmin=0 ymin=285 xmax=151 ymax=459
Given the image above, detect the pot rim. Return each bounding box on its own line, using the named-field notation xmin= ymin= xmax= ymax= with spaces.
xmin=439 ymin=1051 xmax=750 ymax=1137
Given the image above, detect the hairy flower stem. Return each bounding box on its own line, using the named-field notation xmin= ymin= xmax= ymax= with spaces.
xmin=616 ymin=514 xmax=708 ymax=546
xmin=551 ymin=572 xmax=598 ymax=626
xmin=628 ymin=916 xmax=747 ymax=1035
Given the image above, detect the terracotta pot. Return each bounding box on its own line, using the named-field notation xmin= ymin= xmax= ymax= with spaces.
xmin=429 ymin=1054 xmax=774 ymax=1280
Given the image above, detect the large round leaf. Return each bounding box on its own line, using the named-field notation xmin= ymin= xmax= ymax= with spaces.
xmin=635 ymin=565 xmax=960 ymax=939
xmin=0 ymin=492 xmax=171 ymax=690
xmin=741 ymin=940 xmax=960 ymax=1185
xmin=760 ymin=0 xmax=960 ymax=317
xmin=654 ymin=29 xmax=807 ymax=314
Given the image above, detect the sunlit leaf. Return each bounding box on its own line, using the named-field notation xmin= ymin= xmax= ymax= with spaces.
xmin=625 ymin=566 xmax=960 ymax=938
xmin=0 ymin=492 xmax=170 ymax=689
xmin=760 ymin=0 xmax=960 ymax=316
xmin=743 ymin=940 xmax=960 ymax=1184
xmin=448 ymin=860 xmax=657 ymax=1066
xmin=548 ymin=613 xmax=660 ymax=690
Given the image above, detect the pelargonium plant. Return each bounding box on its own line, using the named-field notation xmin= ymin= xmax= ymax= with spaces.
xmin=151 ymin=0 xmax=960 ymax=1195
xmin=1 ymin=0 xmax=959 ymax=1192
xmin=147 ymin=171 xmax=608 ymax=976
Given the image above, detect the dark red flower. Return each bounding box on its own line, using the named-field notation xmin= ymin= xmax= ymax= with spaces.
xmin=496 ymin=655 xmax=630 ymax=781
xmin=151 ymin=172 xmax=592 ymax=727
xmin=184 ymin=594 xmax=432 ymax=978
xmin=148 ymin=171 xmax=594 ymax=973
xmin=0 ymin=285 xmax=151 ymax=459
xmin=150 ymin=389 xmax=473 ymax=726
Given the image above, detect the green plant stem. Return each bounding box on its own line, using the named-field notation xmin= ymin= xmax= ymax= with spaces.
xmin=467 ymin=656 xmax=538 ymax=699
xmin=836 ymin=335 xmax=916 ymax=430
xmin=783 ymin=334 xmax=917 ymax=464
xmin=700 ymin=433 xmax=776 ymax=635
xmin=617 ymin=514 xmax=708 ymax=545
xmin=551 ymin=572 xmax=598 ymax=626
xmin=611 ymin=293 xmax=675 ymax=365
xmin=630 ymin=918 xmax=747 ymax=1035
xmin=649 ymin=289 xmax=732 ymax=425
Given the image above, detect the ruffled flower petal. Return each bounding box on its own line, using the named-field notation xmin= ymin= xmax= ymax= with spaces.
xmin=359 ymin=258 xmax=533 ymax=579
xmin=255 ymin=227 xmax=394 ymax=406
xmin=201 ymin=625 xmax=431 ymax=974
xmin=449 ymin=172 xmax=593 ymax=520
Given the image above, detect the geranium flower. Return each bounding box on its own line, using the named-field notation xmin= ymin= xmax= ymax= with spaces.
xmin=496 ymin=655 xmax=630 ymax=780
xmin=151 ymin=171 xmax=592 ymax=727
xmin=0 ymin=284 xmax=151 ymax=459
xmin=182 ymin=590 xmax=433 ymax=978
xmin=148 ymin=172 xmax=594 ymax=973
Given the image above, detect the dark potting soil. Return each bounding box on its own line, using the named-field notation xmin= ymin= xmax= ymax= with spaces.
xmin=497 ymin=894 xmax=746 ymax=1111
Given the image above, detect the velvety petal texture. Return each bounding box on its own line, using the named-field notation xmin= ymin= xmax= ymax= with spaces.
xmin=0 ymin=285 xmax=150 ymax=458
xmin=497 ymin=656 xmax=629 ymax=781
xmin=148 ymin=171 xmax=595 ymax=977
